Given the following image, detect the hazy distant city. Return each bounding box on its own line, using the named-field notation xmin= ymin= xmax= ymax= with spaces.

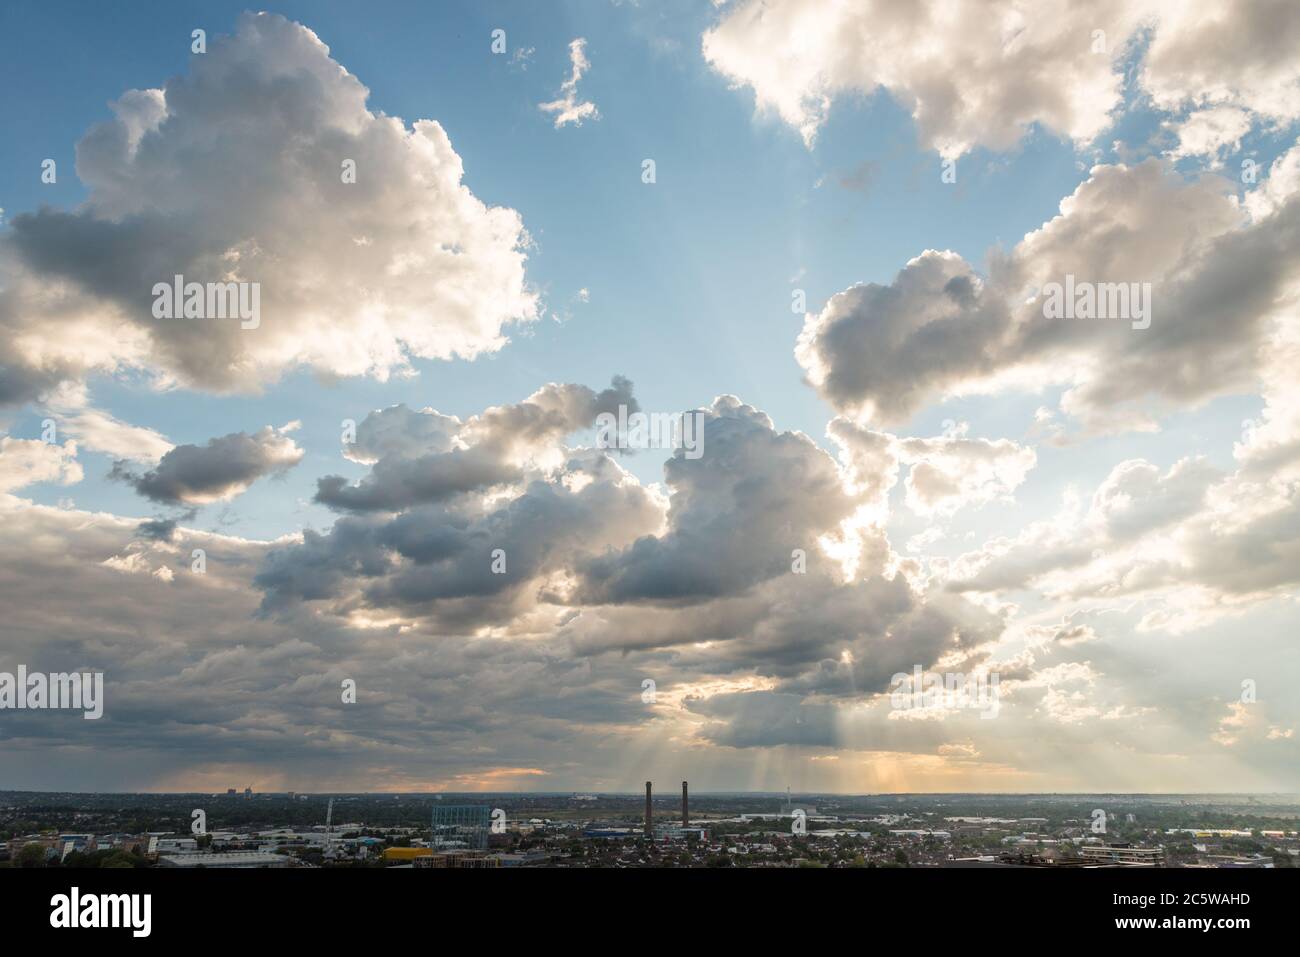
xmin=4 ymin=790 xmax=1297 ymax=869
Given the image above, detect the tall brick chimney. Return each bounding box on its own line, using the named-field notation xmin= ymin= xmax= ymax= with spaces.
xmin=645 ymin=781 xmax=653 ymax=837
xmin=682 ymin=781 xmax=689 ymax=826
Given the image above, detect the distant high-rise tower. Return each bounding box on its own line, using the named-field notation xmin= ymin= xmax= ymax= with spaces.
xmin=682 ymin=781 xmax=689 ymax=826
xmin=431 ymin=805 xmax=490 ymax=851
xmin=645 ymin=781 xmax=653 ymax=837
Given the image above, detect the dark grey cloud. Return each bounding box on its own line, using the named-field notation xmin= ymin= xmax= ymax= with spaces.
xmin=259 ymin=447 xmax=663 ymax=627
xmin=0 ymin=500 xmax=670 ymax=790
xmin=316 ymin=446 xmax=522 ymax=512
xmin=797 ymin=160 xmax=1297 ymax=433
xmin=796 ymin=252 xmax=1007 ymax=425
xmin=316 ymin=378 xmax=638 ymax=512
xmin=0 ymin=359 xmax=77 ymax=407
xmin=136 ymin=516 xmax=181 ymax=542
xmin=689 ymin=692 xmax=840 ymax=749
xmin=576 ymin=395 xmax=858 ymax=604
xmin=113 ymin=426 xmax=303 ymax=505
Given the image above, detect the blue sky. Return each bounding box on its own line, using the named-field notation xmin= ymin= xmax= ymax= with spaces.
xmin=3 ymin=0 xmax=1103 ymax=535
xmin=1 ymin=1 xmax=1277 ymax=541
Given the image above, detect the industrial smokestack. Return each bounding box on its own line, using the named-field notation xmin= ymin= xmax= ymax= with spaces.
xmin=645 ymin=781 xmax=653 ymax=837
xmin=682 ymin=781 xmax=689 ymax=826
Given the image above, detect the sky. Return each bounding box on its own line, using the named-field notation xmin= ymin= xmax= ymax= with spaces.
xmin=0 ymin=0 xmax=1298 ymax=794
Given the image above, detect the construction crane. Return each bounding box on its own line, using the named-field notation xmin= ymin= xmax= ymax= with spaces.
xmin=324 ymin=797 xmax=337 ymax=860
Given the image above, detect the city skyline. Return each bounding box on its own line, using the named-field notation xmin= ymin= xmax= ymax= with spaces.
xmin=1 ymin=1 xmax=1299 ymax=796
